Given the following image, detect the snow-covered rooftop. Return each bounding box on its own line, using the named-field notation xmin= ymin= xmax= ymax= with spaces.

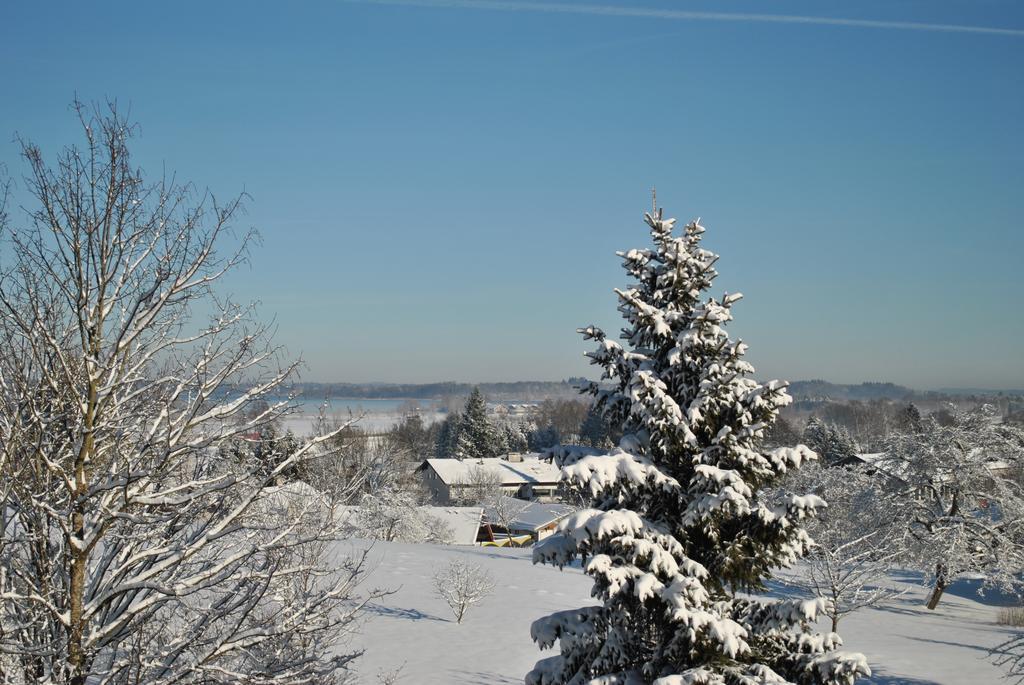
xmin=422 ymin=456 xmax=562 ymax=486
xmin=484 ymin=497 xmax=575 ymax=532
xmin=854 ymin=450 xmax=1014 ymax=483
xmin=418 ymin=506 xmax=484 ymax=545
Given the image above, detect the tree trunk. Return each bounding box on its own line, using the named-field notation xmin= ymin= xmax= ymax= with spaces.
xmin=926 ymin=561 xmax=949 ymax=610
xmin=68 ymin=376 xmax=97 ymax=681
xmin=926 ymin=580 xmax=946 ymax=610
xmin=831 ymin=614 xmax=840 ymax=633
xmin=68 ymin=531 xmax=87 ymax=682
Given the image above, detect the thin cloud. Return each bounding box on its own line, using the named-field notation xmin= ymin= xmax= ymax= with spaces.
xmin=342 ymin=0 xmax=1024 ymax=37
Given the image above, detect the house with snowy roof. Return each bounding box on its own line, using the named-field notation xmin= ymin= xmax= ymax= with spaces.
xmin=480 ymin=496 xmax=575 ymax=544
xmin=828 ymin=452 xmax=916 ymax=498
xmin=417 ymin=455 xmax=562 ymax=505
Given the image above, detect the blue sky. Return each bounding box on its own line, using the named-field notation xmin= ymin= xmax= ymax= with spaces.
xmin=1 ymin=1 xmax=1022 ymax=389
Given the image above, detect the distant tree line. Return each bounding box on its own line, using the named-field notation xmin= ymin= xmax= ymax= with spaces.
xmin=767 ymin=398 xmax=991 ymax=453
xmin=286 ymin=380 xmax=583 ymax=401
xmin=430 ymin=388 xmax=619 ymax=460
xmin=301 ymin=386 xmax=620 ymax=462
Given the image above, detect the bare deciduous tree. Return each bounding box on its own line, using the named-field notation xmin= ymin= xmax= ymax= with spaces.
xmin=879 ymin=405 xmax=1024 ymax=609
xmin=432 ymin=559 xmax=495 ymax=624
xmin=302 ymin=417 xmax=425 ymax=505
xmin=455 ymin=464 xmax=505 ymax=506
xmin=0 ymin=102 xmax=376 ymax=684
xmin=798 ymin=531 xmax=904 ymax=632
xmin=785 ymin=463 xmax=906 ymax=631
xmin=485 ymin=492 xmax=529 ymax=547
xmin=351 ymin=487 xmax=454 ymax=544
xmin=455 ymin=465 xmax=528 ymax=545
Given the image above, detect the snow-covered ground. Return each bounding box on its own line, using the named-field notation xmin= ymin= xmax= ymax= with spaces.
xmin=334 ymin=541 xmax=591 ymax=684
xmin=770 ymin=569 xmax=1016 ymax=684
xmin=334 ymin=540 xmax=1017 ymax=684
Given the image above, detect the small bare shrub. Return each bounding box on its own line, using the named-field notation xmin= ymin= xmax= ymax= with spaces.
xmin=432 ymin=559 xmax=495 ymax=624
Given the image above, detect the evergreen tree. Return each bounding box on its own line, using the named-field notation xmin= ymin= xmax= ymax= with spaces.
xmin=454 ymin=387 xmax=503 ymax=459
xmin=579 ymin=403 xmax=616 ymax=448
xmin=803 ymin=418 xmax=858 ymax=466
xmin=802 ymin=417 xmax=830 ymax=455
xmin=528 ymin=423 xmax=561 ymax=452
xmin=502 ymin=421 xmax=531 ymax=453
xmin=830 ymin=425 xmax=859 ymax=463
xmin=494 ymin=422 xmax=512 ymax=455
xmin=892 ymin=403 xmax=923 ymax=435
xmin=762 ymin=415 xmax=801 ymax=449
xmin=528 ymin=209 xmax=869 ymax=685
xmin=435 ymin=412 xmax=461 ymax=458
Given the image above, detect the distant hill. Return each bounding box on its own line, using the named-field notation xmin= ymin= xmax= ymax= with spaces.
xmin=292 ymin=380 xmax=583 ymax=402
xmin=934 ymin=387 xmax=1024 ymax=397
xmin=786 ymin=380 xmax=918 ymax=402
xmin=290 ymin=379 xmax=1021 ymax=404
xmin=786 ymin=381 xmax=1024 ymax=402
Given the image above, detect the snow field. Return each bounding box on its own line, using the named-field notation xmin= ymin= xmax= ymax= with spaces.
xmin=335 ymin=541 xmax=592 ymax=684
xmin=337 ymin=540 xmax=1014 ymax=684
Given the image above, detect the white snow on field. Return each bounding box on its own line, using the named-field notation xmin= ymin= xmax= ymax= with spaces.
xmin=333 ymin=541 xmax=592 ymax=684
xmin=332 ymin=540 xmax=1017 ymax=684
xmin=771 ymin=569 xmax=1015 ymax=684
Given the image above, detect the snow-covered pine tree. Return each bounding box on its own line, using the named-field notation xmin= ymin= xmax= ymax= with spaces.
xmin=891 ymin=403 xmax=922 ymax=435
xmin=528 ymin=208 xmax=869 ymax=685
xmin=580 ymin=403 xmax=616 ymax=449
xmin=503 ymin=420 xmax=531 ymax=453
xmin=436 ymin=412 xmax=462 ymax=458
xmin=803 ymin=418 xmax=858 ymax=466
xmin=454 ymin=387 xmax=503 ymax=459
xmin=529 ymin=424 xmax=562 ymax=452
xmin=803 ymin=417 xmax=830 ymax=455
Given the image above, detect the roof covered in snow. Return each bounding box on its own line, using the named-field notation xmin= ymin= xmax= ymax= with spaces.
xmin=853 ymin=450 xmax=1014 ymax=483
xmin=419 ymin=506 xmax=484 ymax=545
xmin=844 ymin=452 xmax=912 ymax=483
xmin=421 ymin=456 xmax=562 ymax=486
xmin=484 ymin=496 xmax=575 ymax=532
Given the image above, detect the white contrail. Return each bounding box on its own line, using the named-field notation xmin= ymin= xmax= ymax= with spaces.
xmin=342 ymin=0 xmax=1024 ymax=37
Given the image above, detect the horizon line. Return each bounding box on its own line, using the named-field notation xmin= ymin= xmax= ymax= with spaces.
xmin=288 ymin=379 xmax=1024 ymax=394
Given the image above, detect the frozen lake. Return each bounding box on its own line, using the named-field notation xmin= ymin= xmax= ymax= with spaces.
xmin=286 ymin=397 xmax=420 ymax=414
xmin=273 ymin=396 xmax=446 ymax=436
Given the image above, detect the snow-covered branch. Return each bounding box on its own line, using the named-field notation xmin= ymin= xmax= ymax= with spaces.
xmin=0 ymin=102 xmax=372 ymax=684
